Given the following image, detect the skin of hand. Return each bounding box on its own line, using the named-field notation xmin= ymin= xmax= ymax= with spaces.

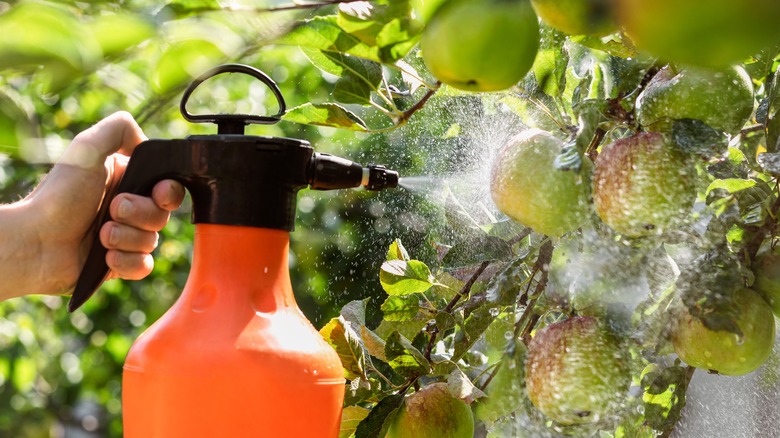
xmin=0 ymin=111 xmax=185 ymax=301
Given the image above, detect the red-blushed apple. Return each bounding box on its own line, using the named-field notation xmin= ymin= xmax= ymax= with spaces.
xmin=525 ymin=316 xmax=630 ymax=425
xmin=593 ymin=132 xmax=695 ymax=237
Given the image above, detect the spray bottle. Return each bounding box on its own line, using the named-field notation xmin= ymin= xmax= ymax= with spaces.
xmin=69 ymin=64 xmax=399 ymax=437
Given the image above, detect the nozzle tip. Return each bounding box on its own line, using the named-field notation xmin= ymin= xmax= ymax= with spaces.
xmin=365 ymin=165 xmax=399 ymax=191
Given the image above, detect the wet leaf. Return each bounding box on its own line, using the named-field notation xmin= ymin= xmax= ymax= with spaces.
xmin=283 ymin=103 xmax=368 ymax=131
xmin=757 ymin=152 xmax=780 ymax=177
xmin=569 ymin=34 xmax=637 ymax=59
xmin=453 ymin=307 xmax=495 ymax=360
xmin=447 ymin=368 xmax=485 ymax=404
xmin=380 ymin=259 xmax=435 ymax=296
xmin=386 ymin=239 xmax=410 ymax=262
xmin=380 ymin=295 xmax=421 ymax=321
xmin=354 ymin=393 xmax=404 ymax=438
xmin=641 ymin=364 xmax=690 ymax=431
xmin=485 ymin=257 xmax=530 ymax=306
xmin=672 ymin=118 xmax=728 ymax=157
xmin=384 ymin=331 xmax=431 ymax=377
xmin=340 ymin=406 xmax=371 ymax=438
xmin=320 ymin=316 xmax=369 ymax=379
xmin=361 ymin=326 xmax=388 ymax=362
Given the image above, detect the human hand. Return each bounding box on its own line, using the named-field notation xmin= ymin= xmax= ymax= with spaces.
xmin=3 ymin=112 xmax=184 ymax=299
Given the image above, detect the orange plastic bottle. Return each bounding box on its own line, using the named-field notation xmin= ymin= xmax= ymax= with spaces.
xmin=122 ymin=225 xmax=344 ymax=437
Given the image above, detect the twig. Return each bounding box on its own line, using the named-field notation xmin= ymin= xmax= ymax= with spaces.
xmin=396 ymin=82 xmax=441 ymax=126
xmin=423 ymin=261 xmax=491 ymax=362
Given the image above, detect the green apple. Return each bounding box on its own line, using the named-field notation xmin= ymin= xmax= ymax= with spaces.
xmin=490 ymin=129 xmax=592 ymax=237
xmin=751 ymin=248 xmax=780 ymax=317
xmin=672 ymin=288 xmax=775 ymax=376
xmin=386 ymin=382 xmax=474 ymax=438
xmin=420 ymin=0 xmax=539 ymax=92
xmin=614 ymin=0 xmax=780 ymax=68
xmin=637 ymin=65 xmax=754 ymax=136
xmin=525 ymin=316 xmax=630 ymax=425
xmin=531 ymin=0 xmax=616 ymax=36
xmin=593 ymin=132 xmax=695 ymax=237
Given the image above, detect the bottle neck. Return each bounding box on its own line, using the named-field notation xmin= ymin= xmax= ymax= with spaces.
xmin=186 ymin=224 xmax=295 ymax=313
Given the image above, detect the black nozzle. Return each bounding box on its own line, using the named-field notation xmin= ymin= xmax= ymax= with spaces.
xmin=365 ymin=165 xmax=399 ymax=191
xmin=309 ymin=153 xmax=399 ymax=191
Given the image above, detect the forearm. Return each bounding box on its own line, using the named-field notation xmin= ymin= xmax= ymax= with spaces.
xmin=0 ymin=200 xmax=40 ymax=301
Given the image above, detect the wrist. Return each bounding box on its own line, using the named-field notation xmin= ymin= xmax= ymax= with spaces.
xmin=0 ymin=200 xmax=42 ymax=300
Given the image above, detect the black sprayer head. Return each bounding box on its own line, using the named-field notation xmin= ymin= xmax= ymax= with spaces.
xmin=308 ymin=153 xmax=399 ymax=191
xmin=68 ymin=64 xmax=401 ymax=312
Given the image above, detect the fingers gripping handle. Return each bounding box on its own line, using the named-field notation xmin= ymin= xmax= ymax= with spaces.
xmin=69 ymin=140 xmax=192 ymax=312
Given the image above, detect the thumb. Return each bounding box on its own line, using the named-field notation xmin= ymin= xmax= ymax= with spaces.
xmin=59 ymin=111 xmax=146 ymax=170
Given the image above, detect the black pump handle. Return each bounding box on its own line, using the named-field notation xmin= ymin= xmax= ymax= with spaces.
xmin=180 ymin=64 xmax=287 ymax=134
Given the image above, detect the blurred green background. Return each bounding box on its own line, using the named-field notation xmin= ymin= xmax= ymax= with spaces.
xmin=0 ymin=0 xmax=473 ymax=436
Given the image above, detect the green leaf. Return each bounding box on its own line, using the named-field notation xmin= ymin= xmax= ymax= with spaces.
xmin=533 ymin=26 xmax=568 ymax=98
xmin=341 ymin=299 xmax=368 ymax=326
xmin=641 ymin=364 xmax=690 ymax=431
xmin=486 ymin=257 xmax=530 ymax=306
xmin=386 ymin=239 xmax=410 ymax=262
xmin=757 ymin=152 xmax=780 ymax=177
xmin=344 ymin=377 xmax=382 ymax=406
xmin=302 ymin=48 xmax=383 ymax=85
xmin=340 ymin=406 xmax=371 ymax=438
xmin=152 ymin=39 xmax=226 ymax=93
xmin=89 ymin=13 xmax=156 ymax=57
xmin=158 ymin=0 xmax=222 ymax=18
xmin=384 ymin=331 xmax=431 ymax=377
xmin=338 ymin=0 xmax=421 ymax=62
xmin=354 ymin=393 xmax=404 ymax=438
xmin=672 ymin=118 xmax=728 ymax=157
xmin=447 ymin=368 xmax=486 ymax=404
xmin=453 ymin=306 xmax=495 ymax=360
xmin=334 ymin=76 xmax=374 ymax=104
xmin=279 ymin=16 xmax=382 ymax=63
xmin=569 ymin=33 xmax=638 ymax=59
xmin=361 ymin=326 xmax=388 ymax=362
xmin=283 ymin=103 xmax=368 ymax=131
xmin=379 ymin=259 xmax=435 ymax=296
xmin=381 ymin=295 xmax=421 ymax=321
xmin=319 ymin=316 xmax=368 ymax=380
xmin=706 ymin=178 xmax=756 ymax=195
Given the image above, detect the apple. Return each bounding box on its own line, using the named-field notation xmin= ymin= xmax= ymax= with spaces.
xmin=420 ymin=0 xmax=539 ymax=92
xmin=751 ymin=248 xmax=780 ymax=317
xmin=490 ymin=129 xmax=592 ymax=237
xmin=672 ymin=288 xmax=775 ymax=376
xmin=614 ymin=0 xmax=780 ymax=68
xmin=636 ymin=65 xmax=754 ymax=136
xmin=531 ymin=0 xmax=617 ymax=36
xmin=525 ymin=316 xmax=630 ymax=425
xmin=593 ymin=132 xmax=695 ymax=237
xmin=386 ymin=382 xmax=474 ymax=438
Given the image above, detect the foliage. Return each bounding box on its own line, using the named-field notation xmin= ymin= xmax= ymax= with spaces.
xmin=2 ymin=0 xmax=780 ymax=437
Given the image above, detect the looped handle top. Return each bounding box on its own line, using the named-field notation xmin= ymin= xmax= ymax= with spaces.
xmin=180 ymin=64 xmax=287 ymax=134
